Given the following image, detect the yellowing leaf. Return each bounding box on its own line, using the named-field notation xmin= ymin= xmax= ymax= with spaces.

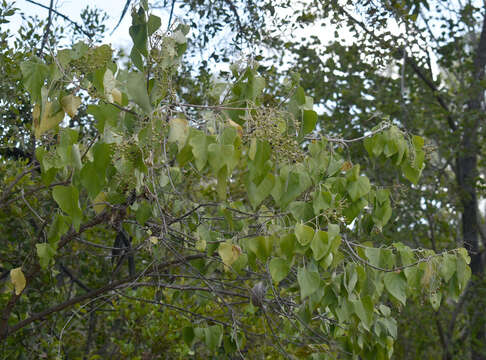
xmin=149 ymin=236 xmax=158 ymax=244
xmin=35 ymin=101 xmax=65 ymax=138
xmin=228 ymin=119 xmax=243 ymax=137
xmin=218 ymin=242 xmax=242 ymax=270
xmin=32 ymin=103 xmax=41 ymax=128
xmin=429 ymin=291 xmax=442 ymax=311
xmin=341 ymin=161 xmax=353 ymax=171
xmin=103 ymin=69 xmax=117 ymax=102
xmin=61 ymin=94 xmax=81 ymax=118
xmin=195 ymin=237 xmax=207 ymax=251
xmin=168 ymin=118 xmax=189 ymax=150
xmin=93 ymin=192 xmax=107 ymax=214
xmin=112 ymin=88 xmax=122 ymax=104
xmin=10 ymin=267 xmax=26 ymax=295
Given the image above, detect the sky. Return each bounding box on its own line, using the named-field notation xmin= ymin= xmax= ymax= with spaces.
xmin=7 ymin=0 xmax=173 ymax=50
xmin=6 ymin=0 xmax=356 ymax=53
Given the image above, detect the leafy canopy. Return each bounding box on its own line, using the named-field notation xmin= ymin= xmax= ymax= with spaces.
xmin=0 ymin=3 xmax=471 ymax=359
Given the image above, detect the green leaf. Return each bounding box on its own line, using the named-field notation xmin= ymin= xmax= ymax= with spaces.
xmin=36 ymin=243 xmax=56 ymax=269
xmin=302 ymin=110 xmax=318 ymax=135
xmin=384 ymin=272 xmax=407 ymax=305
xmin=208 ymin=144 xmax=236 ymax=174
xmin=401 ymin=160 xmax=422 ymax=184
xmin=278 ymin=170 xmax=311 ymax=207
xmin=93 ymin=143 xmax=112 ymax=172
xmin=87 ymin=103 xmax=121 ymax=132
xmin=279 ymin=233 xmax=297 ymax=259
xmin=47 ymin=214 xmax=69 ymax=245
xmin=311 ymin=230 xmax=330 ymax=261
xmin=126 ymin=72 xmax=152 ymax=112
xmin=135 ymin=201 xmax=152 ymax=226
xmin=52 ymin=185 xmax=82 ymax=231
xmin=130 ymin=47 xmax=144 ymax=71
xmin=81 ymin=162 xmax=104 ymax=199
xmin=248 ymin=139 xmax=271 ymax=181
xmin=313 ymin=190 xmax=332 ymax=214
xmin=288 ymin=201 xmax=314 ymax=222
xmin=295 ymin=223 xmax=314 ymax=246
xmin=129 ymin=7 xmax=148 ymax=57
xmin=71 ymin=144 xmax=82 ymax=169
xmin=216 ymin=166 xmax=228 ymax=200
xmin=379 ymin=304 xmax=391 ymax=317
xmin=327 ymin=155 xmax=344 ymax=176
xmin=204 ymin=325 xmax=223 ymax=352
xmin=365 ymin=247 xmax=381 ymax=267
xmin=347 ymin=176 xmax=371 ymax=201
xmin=378 ymin=317 xmax=398 ymax=339
xmin=343 ymin=198 xmax=368 ymax=223
xmin=328 ymin=224 xmax=340 ymax=242
xmin=372 ymin=201 xmax=392 ymax=229
xmin=457 ymin=248 xmax=471 ymax=264
xmin=189 ymin=131 xmax=211 ymax=170
xmin=440 ymin=253 xmax=456 ymax=282
xmin=456 ymin=255 xmax=471 ymax=292
xmin=269 ymin=258 xmax=290 ymax=284
xmin=371 ymin=133 xmax=385 ymax=157
xmin=248 ymin=173 xmax=274 ymax=208
xmin=346 ymin=164 xmax=360 ymax=182
xmin=221 ymin=126 xmax=237 ymax=145
xmin=245 ymin=236 xmax=273 ymax=261
xmin=182 ymin=326 xmax=195 ymax=346
xmin=231 ymin=253 xmax=248 ymax=273
xmin=20 ymin=60 xmax=49 ymax=102
xmin=344 ymin=264 xmax=358 ymax=294
xmin=295 ymin=86 xmax=306 ymax=105
xmin=352 ymin=296 xmax=374 ymax=331
xmin=297 ymin=267 xmax=320 ymax=299
xmin=147 ymin=14 xmax=161 ymax=36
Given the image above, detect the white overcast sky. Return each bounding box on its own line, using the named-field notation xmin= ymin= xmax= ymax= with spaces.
xmin=8 ymin=0 xmax=176 ymax=50
xmin=7 ymin=0 xmax=357 ymax=52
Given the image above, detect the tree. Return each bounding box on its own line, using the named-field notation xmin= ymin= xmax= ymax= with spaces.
xmin=0 ymin=1 xmax=476 ymax=359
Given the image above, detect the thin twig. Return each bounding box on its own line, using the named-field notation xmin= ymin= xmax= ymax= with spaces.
xmin=20 ymin=189 xmax=45 ymax=223
xmin=306 ymin=121 xmax=390 ymax=144
xmin=1 ymin=254 xmax=205 ymax=339
xmin=25 ymin=0 xmax=93 ymax=38
xmin=343 ymin=235 xmax=447 ymax=272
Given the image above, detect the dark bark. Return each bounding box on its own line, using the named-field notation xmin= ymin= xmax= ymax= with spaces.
xmin=456 ymin=8 xmax=486 ymax=360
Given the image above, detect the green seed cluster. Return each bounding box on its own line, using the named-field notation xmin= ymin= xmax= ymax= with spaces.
xmin=321 ymin=197 xmax=347 ymax=223
xmin=150 ymin=32 xmax=183 ymax=86
xmin=71 ymin=45 xmax=113 ymax=74
xmin=243 ymin=107 xmax=304 ymax=163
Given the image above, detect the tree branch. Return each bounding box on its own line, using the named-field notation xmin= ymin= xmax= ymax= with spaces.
xmin=37 ymin=0 xmax=54 ymax=57
xmin=0 ymin=254 xmax=205 ymax=340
